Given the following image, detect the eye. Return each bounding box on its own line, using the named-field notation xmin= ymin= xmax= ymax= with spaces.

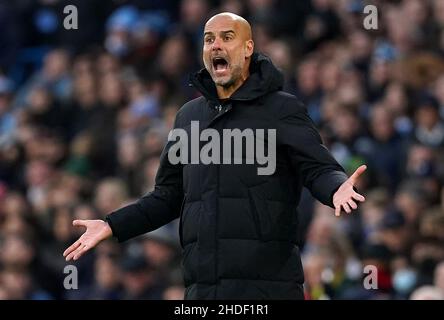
xmin=205 ymin=37 xmax=214 ymax=44
xmin=224 ymin=35 xmax=233 ymax=41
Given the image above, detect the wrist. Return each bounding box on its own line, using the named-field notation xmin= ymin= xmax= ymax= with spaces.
xmin=102 ymin=220 xmax=113 ymax=239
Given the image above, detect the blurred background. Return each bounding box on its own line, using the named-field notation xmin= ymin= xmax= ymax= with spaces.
xmin=1 ymin=0 xmax=444 ymax=300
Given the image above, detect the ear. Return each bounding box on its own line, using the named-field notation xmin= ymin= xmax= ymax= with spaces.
xmin=245 ymin=40 xmax=254 ymax=58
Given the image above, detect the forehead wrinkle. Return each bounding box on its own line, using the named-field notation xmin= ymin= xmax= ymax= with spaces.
xmin=204 ymin=30 xmax=236 ymax=36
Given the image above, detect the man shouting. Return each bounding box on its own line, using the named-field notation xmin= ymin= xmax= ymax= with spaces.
xmin=64 ymin=12 xmax=366 ymax=300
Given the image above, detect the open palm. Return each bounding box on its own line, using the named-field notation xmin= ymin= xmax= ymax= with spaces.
xmin=333 ymin=165 xmax=367 ymax=217
xmin=63 ymin=220 xmax=112 ymax=261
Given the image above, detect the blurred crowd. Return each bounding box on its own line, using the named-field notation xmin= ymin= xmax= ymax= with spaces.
xmin=1 ymin=0 xmax=444 ymax=300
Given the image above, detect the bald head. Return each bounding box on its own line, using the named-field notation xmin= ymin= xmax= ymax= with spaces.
xmin=202 ymin=12 xmax=254 ymax=96
xmin=205 ymin=12 xmax=252 ymax=41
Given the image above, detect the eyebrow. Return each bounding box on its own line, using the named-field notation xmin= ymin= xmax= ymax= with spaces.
xmin=204 ymin=30 xmax=236 ymax=37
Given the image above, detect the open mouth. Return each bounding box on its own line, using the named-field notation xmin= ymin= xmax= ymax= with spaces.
xmin=212 ymin=57 xmax=229 ymax=72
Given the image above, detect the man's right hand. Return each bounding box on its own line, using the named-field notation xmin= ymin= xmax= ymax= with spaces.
xmin=63 ymin=220 xmax=113 ymax=261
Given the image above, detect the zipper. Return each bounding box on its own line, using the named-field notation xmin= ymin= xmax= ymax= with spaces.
xmin=178 ymin=196 xmax=187 ymax=248
xmin=214 ymin=162 xmax=219 ymax=299
xmin=209 ymin=101 xmax=233 ymax=127
xmin=212 ymin=108 xmax=230 ymax=299
xmin=247 ymin=189 xmax=263 ymax=240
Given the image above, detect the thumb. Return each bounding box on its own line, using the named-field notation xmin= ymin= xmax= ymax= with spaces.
xmin=73 ymin=220 xmax=87 ymax=227
xmin=349 ymin=165 xmax=367 ymax=184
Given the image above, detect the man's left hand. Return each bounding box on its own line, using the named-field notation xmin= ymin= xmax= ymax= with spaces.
xmin=333 ymin=165 xmax=367 ymax=217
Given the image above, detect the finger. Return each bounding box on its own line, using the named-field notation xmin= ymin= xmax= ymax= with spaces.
xmin=66 ymin=244 xmax=86 ymax=261
xmin=352 ymin=192 xmax=365 ymax=202
xmin=348 ymin=199 xmax=358 ymax=210
xmin=73 ymin=244 xmax=90 ymax=261
xmin=349 ymin=165 xmax=367 ymax=184
xmin=73 ymin=220 xmax=87 ymax=227
xmin=65 ymin=245 xmax=81 ymax=261
xmin=335 ymin=205 xmax=341 ymax=217
xmin=63 ymin=240 xmax=81 ymax=257
xmin=342 ymin=202 xmax=351 ymax=213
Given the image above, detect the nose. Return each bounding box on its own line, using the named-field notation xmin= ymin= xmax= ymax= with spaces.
xmin=211 ymin=37 xmax=222 ymax=51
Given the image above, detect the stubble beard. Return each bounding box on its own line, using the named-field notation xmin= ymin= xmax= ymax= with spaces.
xmin=212 ymin=63 xmax=243 ymax=88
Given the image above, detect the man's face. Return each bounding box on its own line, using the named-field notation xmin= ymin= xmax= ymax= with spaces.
xmin=203 ymin=16 xmax=252 ymax=87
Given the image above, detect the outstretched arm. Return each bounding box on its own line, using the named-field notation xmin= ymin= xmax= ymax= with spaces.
xmin=64 ymin=117 xmax=184 ymax=261
xmin=104 ymin=141 xmax=184 ymax=242
xmin=278 ymin=99 xmax=365 ymax=213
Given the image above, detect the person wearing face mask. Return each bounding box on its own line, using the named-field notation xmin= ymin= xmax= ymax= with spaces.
xmin=393 ymin=267 xmax=417 ymax=299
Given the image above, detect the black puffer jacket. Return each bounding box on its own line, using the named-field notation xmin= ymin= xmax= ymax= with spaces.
xmin=106 ymin=53 xmax=348 ymax=299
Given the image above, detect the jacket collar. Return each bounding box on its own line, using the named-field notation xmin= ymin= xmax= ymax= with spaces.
xmin=189 ymin=52 xmax=284 ymax=104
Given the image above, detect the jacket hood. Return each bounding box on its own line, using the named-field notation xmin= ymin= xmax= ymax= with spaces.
xmin=189 ymin=52 xmax=284 ymax=103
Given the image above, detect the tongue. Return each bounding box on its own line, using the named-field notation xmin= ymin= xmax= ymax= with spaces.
xmin=215 ymin=62 xmax=227 ymax=71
